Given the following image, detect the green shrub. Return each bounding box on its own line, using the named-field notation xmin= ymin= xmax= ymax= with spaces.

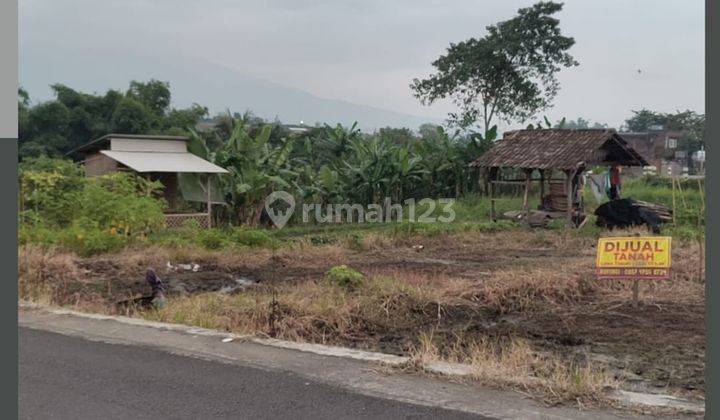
xmin=231 ymin=229 xmax=274 ymax=247
xmin=19 ymin=160 xmax=166 ymax=254
xmin=20 ymin=223 xmax=130 ymax=256
xmin=198 ymin=229 xmax=230 ymax=250
xmin=20 ymin=160 xmax=166 ymax=238
xmin=18 ymin=223 xmax=60 ymax=247
xmin=181 ymin=219 xmax=202 ymax=230
xmin=76 ymin=173 xmax=165 ymax=234
xmin=19 ymin=158 xmax=85 ymax=226
xmin=323 ymin=265 xmax=365 ymax=291
xmin=345 ymin=232 xmax=365 ymax=250
xmin=61 ymin=226 xmax=129 ymax=256
xmin=310 ymin=234 xmax=336 ymax=245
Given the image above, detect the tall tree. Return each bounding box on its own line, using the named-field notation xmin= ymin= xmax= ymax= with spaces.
xmin=126 ymin=79 xmax=171 ymax=116
xmin=19 ymin=81 xmax=211 ymax=159
xmin=111 ymin=97 xmax=154 ymax=134
xmin=624 ymin=109 xmax=667 ymax=132
xmin=411 ymin=1 xmax=577 ymax=133
xmin=624 ymin=109 xmax=705 ymax=152
xmin=555 ymin=117 xmax=607 ymax=129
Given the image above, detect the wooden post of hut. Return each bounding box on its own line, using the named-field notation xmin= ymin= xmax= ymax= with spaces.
xmin=206 ymin=176 xmax=212 ymax=229
xmin=564 ymin=169 xmax=574 ymax=224
xmin=522 ymin=168 xmax=532 ymax=222
xmin=539 ymin=169 xmax=545 ymax=207
xmin=488 ymin=167 xmax=498 ymax=221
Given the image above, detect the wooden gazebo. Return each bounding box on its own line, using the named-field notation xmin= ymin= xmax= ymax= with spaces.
xmin=470 ymin=129 xmax=648 ymax=225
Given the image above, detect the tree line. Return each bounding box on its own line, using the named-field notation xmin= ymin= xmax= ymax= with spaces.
xmin=17 ymin=0 xmax=704 ymax=227
xmin=17 ymin=76 xmax=705 ymax=227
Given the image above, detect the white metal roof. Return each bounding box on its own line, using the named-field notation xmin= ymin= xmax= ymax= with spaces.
xmin=101 ymin=150 xmax=229 ymax=173
xmin=110 ymin=138 xmax=188 ymax=153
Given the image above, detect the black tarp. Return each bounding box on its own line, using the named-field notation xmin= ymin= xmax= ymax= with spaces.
xmin=594 ymin=198 xmax=671 ymax=233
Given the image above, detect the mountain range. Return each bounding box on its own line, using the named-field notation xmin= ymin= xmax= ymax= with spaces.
xmin=20 ymin=50 xmax=441 ymax=131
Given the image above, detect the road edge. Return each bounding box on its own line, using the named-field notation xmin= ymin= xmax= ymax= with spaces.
xmin=19 ymin=302 xmax=703 ymax=416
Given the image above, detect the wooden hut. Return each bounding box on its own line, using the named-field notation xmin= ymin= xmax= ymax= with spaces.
xmin=68 ymin=134 xmax=229 ymax=228
xmin=470 ymin=129 xmax=648 ymax=226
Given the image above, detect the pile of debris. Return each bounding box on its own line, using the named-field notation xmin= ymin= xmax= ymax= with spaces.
xmin=595 ymin=198 xmax=672 ymax=233
xmin=116 ymin=269 xmax=166 ymax=310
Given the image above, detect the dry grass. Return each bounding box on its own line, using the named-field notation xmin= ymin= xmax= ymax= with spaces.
xmin=18 ymin=245 xmax=79 ymax=304
xmin=463 ymin=269 xmax=590 ymax=314
xmin=18 ymin=227 xmax=705 ymax=405
xmin=409 ymin=329 xmax=616 ymax=405
xmin=142 ymin=274 xmax=475 ymax=344
xmin=140 ymin=267 xmax=615 ymax=403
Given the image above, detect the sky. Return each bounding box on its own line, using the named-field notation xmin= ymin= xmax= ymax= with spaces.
xmin=19 ymin=0 xmax=704 ymax=131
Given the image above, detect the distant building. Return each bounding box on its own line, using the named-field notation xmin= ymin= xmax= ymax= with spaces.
xmin=620 ymin=128 xmax=692 ymax=177
xmin=283 ymin=123 xmax=312 ymax=134
xmin=195 ymin=119 xmax=218 ymax=133
xmin=195 ymin=118 xmax=313 ymax=134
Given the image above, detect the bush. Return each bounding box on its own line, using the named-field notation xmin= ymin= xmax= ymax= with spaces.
xmin=19 ymin=223 xmax=131 ymax=256
xmin=60 ymin=226 xmax=129 ymax=256
xmin=18 ymin=223 xmax=60 ymax=247
xmin=231 ymin=229 xmax=274 ymax=247
xmin=75 ymin=173 xmax=165 ymax=234
xmin=345 ymin=233 xmax=365 ymax=250
xmin=20 ymin=160 xmax=166 ymax=235
xmin=20 ymin=160 xmax=167 ymax=252
xmin=181 ymin=219 xmax=202 ymax=230
xmin=323 ymin=265 xmax=365 ymax=291
xmin=19 ymin=158 xmax=85 ymax=226
xmin=310 ymin=234 xmax=336 ymax=245
xmin=198 ymin=229 xmax=230 ymax=250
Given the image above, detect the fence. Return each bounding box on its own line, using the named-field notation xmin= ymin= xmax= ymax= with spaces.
xmin=164 ymin=213 xmax=211 ymax=229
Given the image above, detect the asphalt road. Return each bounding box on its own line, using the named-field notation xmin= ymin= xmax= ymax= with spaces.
xmin=20 ymin=328 xmax=488 ymax=420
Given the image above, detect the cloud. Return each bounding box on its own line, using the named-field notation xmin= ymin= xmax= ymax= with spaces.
xmin=20 ymin=0 xmax=704 ymax=129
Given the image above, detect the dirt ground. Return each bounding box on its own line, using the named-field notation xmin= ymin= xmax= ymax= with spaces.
xmin=28 ymin=230 xmax=705 ymax=399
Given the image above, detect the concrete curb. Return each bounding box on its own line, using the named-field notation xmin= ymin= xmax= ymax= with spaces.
xmin=18 ymin=302 xmax=410 ymax=366
xmin=18 ymin=302 xmax=703 ymax=414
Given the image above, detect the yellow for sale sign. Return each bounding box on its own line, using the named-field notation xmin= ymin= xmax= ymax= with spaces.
xmin=596 ymin=236 xmax=671 ymax=279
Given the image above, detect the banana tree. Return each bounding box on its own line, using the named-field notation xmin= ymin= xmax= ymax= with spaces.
xmin=185 ymin=119 xmax=297 ymax=226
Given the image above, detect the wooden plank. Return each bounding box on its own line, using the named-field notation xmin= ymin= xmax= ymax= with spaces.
xmin=522 ymin=169 xmax=532 ymax=223
xmin=491 ymin=180 xmax=526 ymax=185
xmin=206 ymin=177 xmax=212 ymax=229
xmin=671 ymin=178 xmax=677 ymax=225
xmin=565 ymin=170 xmax=573 ymax=223
xmin=490 ymin=177 xmax=496 ymax=221
xmin=491 ymin=178 xmax=565 ymax=184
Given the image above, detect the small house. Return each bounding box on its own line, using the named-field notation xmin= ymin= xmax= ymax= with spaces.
xmin=620 ymin=129 xmax=690 ymax=176
xmin=68 ymin=134 xmax=229 ymax=228
xmin=470 ymin=129 xmax=648 ymax=226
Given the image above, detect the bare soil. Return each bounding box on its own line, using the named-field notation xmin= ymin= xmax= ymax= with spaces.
xmin=35 ymin=231 xmax=705 ymax=399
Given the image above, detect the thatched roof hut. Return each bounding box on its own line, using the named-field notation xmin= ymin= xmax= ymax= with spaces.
xmin=470 ymin=129 xmax=647 ymax=170
xmin=470 ymin=129 xmax=648 ymax=226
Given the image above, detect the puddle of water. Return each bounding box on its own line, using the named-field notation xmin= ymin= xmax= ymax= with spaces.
xmin=613 ymin=390 xmax=704 ymax=412
xmin=218 ymin=276 xmax=257 ymax=294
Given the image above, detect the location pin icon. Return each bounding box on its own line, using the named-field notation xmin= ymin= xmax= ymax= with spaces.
xmin=264 ymin=191 xmax=295 ymax=229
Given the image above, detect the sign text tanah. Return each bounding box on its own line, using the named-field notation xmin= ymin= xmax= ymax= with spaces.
xmin=596 ymin=236 xmax=671 ymax=279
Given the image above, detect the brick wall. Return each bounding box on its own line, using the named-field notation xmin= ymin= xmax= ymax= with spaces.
xmin=83 ymin=152 xmax=118 ymax=176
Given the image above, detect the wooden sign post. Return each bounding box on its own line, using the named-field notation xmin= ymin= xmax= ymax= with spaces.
xmin=596 ymin=236 xmax=672 ymax=305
